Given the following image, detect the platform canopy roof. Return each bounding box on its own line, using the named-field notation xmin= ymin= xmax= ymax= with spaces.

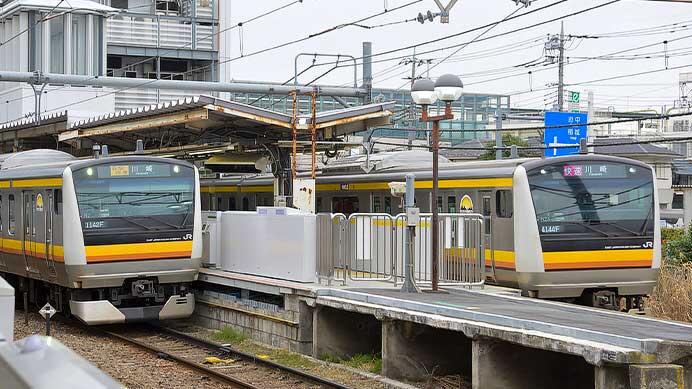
xmin=55 ymin=95 xmax=394 ymax=157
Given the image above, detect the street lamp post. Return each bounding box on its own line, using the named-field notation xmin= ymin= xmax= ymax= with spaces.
xmin=411 ymin=74 xmax=463 ymax=292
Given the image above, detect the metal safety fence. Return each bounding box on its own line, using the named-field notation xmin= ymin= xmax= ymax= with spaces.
xmin=316 ymin=212 xmax=486 ymax=288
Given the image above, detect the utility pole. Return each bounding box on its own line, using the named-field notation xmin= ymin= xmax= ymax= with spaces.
xmin=558 ymin=21 xmax=565 ymax=112
xmin=408 ymin=48 xmax=418 ymax=150
xmin=403 ymin=52 xmax=434 ymax=150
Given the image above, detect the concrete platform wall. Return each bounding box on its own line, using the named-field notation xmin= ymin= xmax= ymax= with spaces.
xmin=311 ymin=304 xmax=689 ymax=389
xmin=193 ymin=293 xmax=313 ymax=354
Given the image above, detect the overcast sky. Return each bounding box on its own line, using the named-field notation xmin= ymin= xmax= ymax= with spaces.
xmin=223 ymin=0 xmax=692 ymax=112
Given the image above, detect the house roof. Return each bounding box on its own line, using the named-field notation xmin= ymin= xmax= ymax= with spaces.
xmin=440 ymin=139 xmax=486 ymax=160
xmin=0 ymin=0 xmax=115 ymax=18
xmin=673 ymin=159 xmax=692 ymax=176
xmin=592 ymin=137 xmax=681 ymax=158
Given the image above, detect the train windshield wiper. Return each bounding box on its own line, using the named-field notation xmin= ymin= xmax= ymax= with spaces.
xmin=585 ymin=220 xmax=639 ymax=236
xmin=110 ymin=215 xmax=154 ymax=231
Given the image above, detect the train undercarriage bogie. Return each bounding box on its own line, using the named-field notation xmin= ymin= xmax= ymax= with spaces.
xmin=2 ymin=271 xmax=195 ymax=324
xmin=576 ymin=289 xmax=645 ymax=312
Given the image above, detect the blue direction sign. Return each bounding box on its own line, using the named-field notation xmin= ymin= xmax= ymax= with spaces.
xmin=544 ymin=111 xmax=588 ymax=157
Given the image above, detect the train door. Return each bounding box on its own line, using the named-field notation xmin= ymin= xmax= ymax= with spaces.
xmin=22 ymin=191 xmax=39 ymax=275
xmin=0 ymin=195 xmax=4 ymax=272
xmin=480 ymin=190 xmax=494 ymax=268
xmin=44 ymin=191 xmax=57 ymax=280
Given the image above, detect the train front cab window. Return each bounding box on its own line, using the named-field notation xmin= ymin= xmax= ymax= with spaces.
xmin=72 ymin=162 xmax=195 ymax=252
xmin=527 ymin=161 xmax=655 ymax=262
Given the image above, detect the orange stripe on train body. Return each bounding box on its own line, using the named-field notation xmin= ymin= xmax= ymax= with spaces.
xmin=85 ymin=241 xmax=193 ymax=263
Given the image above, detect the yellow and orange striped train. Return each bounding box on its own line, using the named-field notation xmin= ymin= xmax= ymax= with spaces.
xmin=0 ymin=150 xmax=202 ymax=324
xmin=202 ymin=151 xmax=659 ymax=310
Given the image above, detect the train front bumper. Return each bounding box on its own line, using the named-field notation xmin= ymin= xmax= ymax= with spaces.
xmin=69 ymin=293 xmax=195 ymax=325
xmin=517 ymin=268 xmax=660 ymax=299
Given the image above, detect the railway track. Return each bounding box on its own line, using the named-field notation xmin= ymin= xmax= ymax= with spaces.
xmin=97 ymin=323 xmax=352 ymax=389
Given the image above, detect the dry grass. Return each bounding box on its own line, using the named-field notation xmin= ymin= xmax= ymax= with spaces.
xmin=648 ymin=262 xmax=692 ymax=322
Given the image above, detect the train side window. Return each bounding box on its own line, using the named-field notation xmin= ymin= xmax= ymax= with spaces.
xmin=217 ymin=196 xmax=224 ymax=211
xmin=384 ymin=196 xmax=392 ymax=215
xmin=229 ymin=197 xmax=236 ymax=211
xmin=242 ymin=197 xmax=249 ymax=211
xmin=0 ymin=195 xmax=3 ymax=231
xmin=496 ymin=190 xmax=513 ymax=218
xmin=482 ymin=195 xmax=491 ymax=235
xmin=373 ymin=196 xmax=381 ymax=212
xmin=8 ymin=194 xmax=15 ymax=235
xmin=316 ymin=197 xmax=323 ymax=212
xmin=447 ymin=196 xmax=456 ymax=213
xmin=332 ymin=196 xmax=359 ymax=215
xmin=437 ymin=196 xmax=443 ymax=213
xmin=54 ymin=189 xmax=62 ymax=215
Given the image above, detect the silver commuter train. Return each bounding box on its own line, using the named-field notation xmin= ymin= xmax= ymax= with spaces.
xmin=201 ymin=151 xmax=659 ymax=310
xmin=0 ymin=150 xmax=202 ymax=324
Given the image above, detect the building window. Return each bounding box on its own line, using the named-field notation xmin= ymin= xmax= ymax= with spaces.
xmin=496 ymin=190 xmax=513 ymax=218
xmin=71 ymin=14 xmax=87 ymax=75
xmin=93 ymin=16 xmax=104 ymax=76
xmin=50 ymin=15 xmax=64 ymax=73
xmin=156 ymin=0 xmax=181 ymax=14
xmin=28 ymin=12 xmax=43 ymax=71
xmin=655 ymin=164 xmax=670 ymax=180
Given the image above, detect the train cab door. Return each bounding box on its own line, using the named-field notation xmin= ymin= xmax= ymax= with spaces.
xmin=479 ymin=190 xmax=495 ymax=277
xmin=22 ymin=191 xmax=39 ymax=275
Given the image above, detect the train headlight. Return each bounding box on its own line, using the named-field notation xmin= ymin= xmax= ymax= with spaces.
xmin=173 ymin=165 xmax=180 ymax=174
xmin=86 ymin=167 xmax=94 ymax=176
xmin=629 ymin=167 xmax=637 ymax=174
xmin=540 ymin=169 xmax=547 ymax=175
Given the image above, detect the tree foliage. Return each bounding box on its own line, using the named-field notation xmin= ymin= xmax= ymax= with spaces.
xmin=665 ymin=227 xmax=692 ymax=265
xmin=480 ymin=134 xmax=531 ymax=160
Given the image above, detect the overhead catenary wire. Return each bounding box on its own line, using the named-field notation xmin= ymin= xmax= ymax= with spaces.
xmin=318 ymin=0 xmax=617 ymax=69
xmin=4 ymin=0 xmax=422 ymax=121
xmin=369 ymin=110 xmax=692 ymax=135
xmin=372 ymin=135 xmax=692 ymax=151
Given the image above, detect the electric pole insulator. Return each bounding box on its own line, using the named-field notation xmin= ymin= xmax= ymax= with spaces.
xmin=514 ymin=0 xmax=532 ymax=7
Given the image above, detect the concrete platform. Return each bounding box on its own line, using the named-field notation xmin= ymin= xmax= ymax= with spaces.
xmin=195 ymin=268 xmax=692 ymax=388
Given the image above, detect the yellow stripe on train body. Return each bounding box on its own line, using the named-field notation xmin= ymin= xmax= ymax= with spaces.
xmin=0 ymin=238 xmax=65 ymax=261
xmin=12 ymin=178 xmax=63 ymax=188
xmin=201 ymin=177 xmax=514 ymax=193
xmin=317 ymin=178 xmax=513 ymax=191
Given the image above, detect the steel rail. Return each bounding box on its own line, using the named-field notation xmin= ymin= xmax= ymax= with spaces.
xmin=151 ymin=324 xmax=353 ymax=389
xmin=99 ymin=327 xmax=260 ymax=389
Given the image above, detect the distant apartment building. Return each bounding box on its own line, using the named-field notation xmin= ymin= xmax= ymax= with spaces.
xmin=0 ymin=0 xmax=225 ymax=124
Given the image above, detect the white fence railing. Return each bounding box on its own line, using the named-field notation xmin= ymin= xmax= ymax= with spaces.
xmin=108 ymin=15 xmax=214 ymax=51
xmin=317 ymin=213 xmax=486 ymax=288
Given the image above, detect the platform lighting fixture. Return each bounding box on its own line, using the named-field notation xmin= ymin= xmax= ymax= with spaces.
xmin=410 ymin=73 xmax=463 ymax=292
